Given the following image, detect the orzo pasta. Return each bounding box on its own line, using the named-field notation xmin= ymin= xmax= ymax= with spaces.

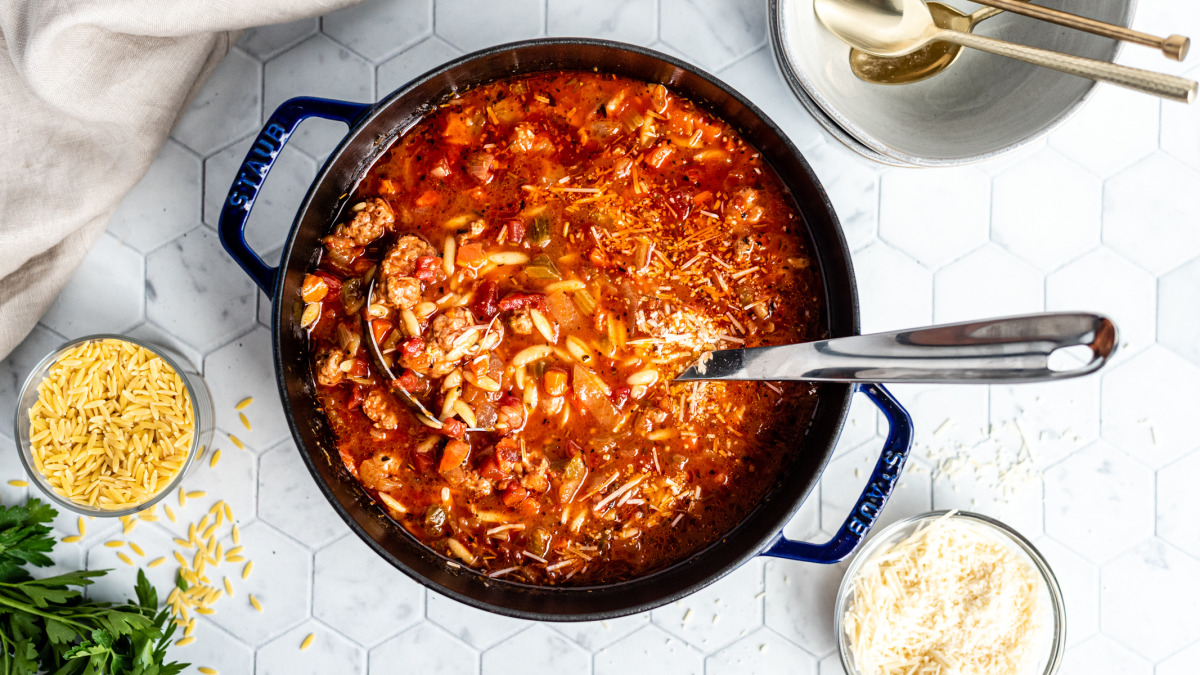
xmin=26 ymin=338 xmax=194 ymax=510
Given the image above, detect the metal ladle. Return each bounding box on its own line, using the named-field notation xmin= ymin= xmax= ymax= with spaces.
xmin=851 ymin=3 xmax=1005 ymax=85
xmin=815 ymin=0 xmax=1198 ymax=102
xmin=675 ymin=313 xmax=1117 ymax=384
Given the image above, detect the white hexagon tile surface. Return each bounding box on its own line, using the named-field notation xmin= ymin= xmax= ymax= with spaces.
xmin=2 ymin=1 xmax=1199 ymax=673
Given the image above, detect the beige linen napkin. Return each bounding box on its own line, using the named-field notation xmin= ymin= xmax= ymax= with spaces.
xmin=0 ymin=0 xmax=361 ymax=360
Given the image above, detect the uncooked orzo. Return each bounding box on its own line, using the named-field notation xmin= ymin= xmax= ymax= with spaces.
xmin=27 ymin=338 xmax=194 ymax=510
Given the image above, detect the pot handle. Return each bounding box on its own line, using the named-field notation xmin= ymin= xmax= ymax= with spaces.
xmin=218 ymin=96 xmax=372 ymax=294
xmin=761 ymin=383 xmax=913 ymax=564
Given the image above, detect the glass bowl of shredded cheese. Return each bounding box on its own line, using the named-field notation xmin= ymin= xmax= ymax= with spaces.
xmin=836 ymin=510 xmax=1065 ymax=675
xmin=13 ymin=335 xmax=214 ymax=516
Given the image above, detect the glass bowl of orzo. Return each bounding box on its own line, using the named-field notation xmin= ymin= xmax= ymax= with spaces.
xmin=13 ymin=335 xmax=214 ymax=516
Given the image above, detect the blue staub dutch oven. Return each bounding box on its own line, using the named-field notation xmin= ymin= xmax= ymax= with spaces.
xmin=218 ymin=39 xmax=913 ymax=621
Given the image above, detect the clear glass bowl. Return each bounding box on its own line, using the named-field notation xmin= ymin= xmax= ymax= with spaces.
xmin=835 ymin=510 xmax=1066 ymax=675
xmin=13 ymin=334 xmax=214 ymax=517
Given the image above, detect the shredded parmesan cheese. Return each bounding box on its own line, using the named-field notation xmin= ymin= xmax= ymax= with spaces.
xmin=843 ymin=514 xmax=1045 ymax=675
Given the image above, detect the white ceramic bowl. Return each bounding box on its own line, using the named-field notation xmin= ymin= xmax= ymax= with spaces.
xmin=771 ymin=0 xmax=1135 ymax=166
xmin=14 ymin=334 xmax=214 ymax=517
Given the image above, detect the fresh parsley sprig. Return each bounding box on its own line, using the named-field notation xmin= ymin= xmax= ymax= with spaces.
xmin=0 ymin=498 xmax=187 ymax=675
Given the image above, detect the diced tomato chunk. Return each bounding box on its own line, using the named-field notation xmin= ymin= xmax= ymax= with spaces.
xmin=495 ymin=438 xmax=520 ymax=472
xmin=665 ymin=189 xmax=694 ymax=221
xmin=314 ymin=271 xmax=342 ymax=296
xmin=370 ymin=320 xmax=393 ymax=345
xmin=400 ymin=337 xmax=425 ymax=358
xmin=438 ymin=439 xmax=471 ymax=474
xmin=470 ymin=280 xmax=500 ymax=319
xmin=412 ymin=444 xmax=435 ymax=473
xmin=501 ymin=482 xmax=528 ymax=507
xmin=393 ymin=369 xmax=420 ymax=392
xmin=348 ymin=384 xmax=367 ymax=410
xmin=413 ymin=256 xmax=440 ymax=282
xmin=506 ymin=219 xmax=526 ymax=243
xmin=589 ymin=247 xmax=610 ymax=268
xmin=478 ymin=455 xmax=506 ymax=481
xmin=497 ymin=292 xmax=547 ymax=312
xmin=441 ymin=418 xmax=467 ymax=439
xmin=516 ymin=498 xmax=540 ymax=518
xmin=610 ymin=386 xmax=632 ymax=410
xmin=346 ymin=358 xmax=369 ymax=378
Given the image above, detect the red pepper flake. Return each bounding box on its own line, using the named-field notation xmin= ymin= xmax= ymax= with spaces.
xmin=497 ymin=292 xmax=547 ymax=312
xmin=413 ymin=256 xmax=440 ymax=282
xmin=400 ymin=338 xmax=425 ymax=359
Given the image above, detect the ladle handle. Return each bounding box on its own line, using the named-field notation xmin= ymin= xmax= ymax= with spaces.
xmin=676 ymin=313 xmax=1119 ymax=384
xmin=969 ymin=0 xmax=1189 ymax=61
xmin=940 ymin=29 xmax=1197 ymax=102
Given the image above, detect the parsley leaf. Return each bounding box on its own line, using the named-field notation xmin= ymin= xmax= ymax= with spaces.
xmin=0 ymin=498 xmax=188 ymax=675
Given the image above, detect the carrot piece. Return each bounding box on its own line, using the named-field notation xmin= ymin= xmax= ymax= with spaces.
xmin=543 ymin=368 xmax=568 ymax=397
xmin=301 ymin=274 xmax=328 ymax=303
xmin=439 ymin=440 xmax=471 ymax=474
xmin=456 ymin=242 xmax=485 ymax=265
xmin=370 ymin=320 xmax=393 ymax=345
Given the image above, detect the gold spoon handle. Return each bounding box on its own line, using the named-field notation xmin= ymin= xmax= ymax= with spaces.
xmin=939 ymin=29 xmax=1197 ymax=102
xmin=970 ymin=0 xmax=1189 ymax=61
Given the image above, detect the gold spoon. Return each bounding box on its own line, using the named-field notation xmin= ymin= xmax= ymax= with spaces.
xmin=814 ymin=0 xmax=1198 ymax=102
xmin=850 ymin=3 xmax=1003 ymax=85
xmin=969 ymin=0 xmax=1189 ymax=62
